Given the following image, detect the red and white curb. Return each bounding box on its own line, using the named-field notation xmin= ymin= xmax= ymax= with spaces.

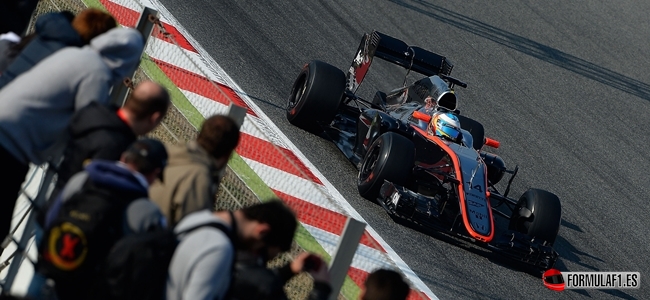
xmin=103 ymin=0 xmax=438 ymax=298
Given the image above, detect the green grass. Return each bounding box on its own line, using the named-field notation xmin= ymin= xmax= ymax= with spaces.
xmin=81 ymin=0 xmax=105 ymax=11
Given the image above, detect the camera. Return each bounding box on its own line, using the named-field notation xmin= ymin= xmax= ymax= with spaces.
xmin=303 ymin=254 xmax=322 ymax=272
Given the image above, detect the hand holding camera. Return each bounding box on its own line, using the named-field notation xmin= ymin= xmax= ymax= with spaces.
xmin=290 ymin=252 xmax=330 ymax=283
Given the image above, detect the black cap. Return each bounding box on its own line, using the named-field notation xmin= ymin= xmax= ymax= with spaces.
xmin=124 ymin=138 xmax=168 ymax=179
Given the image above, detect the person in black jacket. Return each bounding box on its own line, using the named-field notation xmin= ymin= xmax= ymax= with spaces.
xmin=30 ymin=138 xmax=169 ymax=300
xmin=0 ymin=9 xmax=116 ymax=88
xmin=50 ymin=80 xmax=170 ymax=204
xmin=229 ymin=250 xmax=332 ymax=300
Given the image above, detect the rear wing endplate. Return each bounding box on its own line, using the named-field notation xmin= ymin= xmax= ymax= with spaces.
xmin=346 ymin=31 xmax=455 ymax=93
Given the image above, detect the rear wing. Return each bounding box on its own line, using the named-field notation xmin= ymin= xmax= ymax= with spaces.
xmin=346 ymin=31 xmax=460 ymax=94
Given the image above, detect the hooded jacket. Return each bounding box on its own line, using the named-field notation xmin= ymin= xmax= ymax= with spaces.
xmin=0 ymin=12 xmax=83 ymax=89
xmin=0 ymin=27 xmax=143 ymax=165
xmin=167 ymin=209 xmax=234 ymax=300
xmin=42 ymin=160 xmax=165 ymax=300
xmin=72 ymin=160 xmax=149 ymax=197
xmin=149 ymin=141 xmax=224 ymax=227
xmin=54 ymin=101 xmax=136 ymax=194
xmin=45 ymin=160 xmax=162 ymax=230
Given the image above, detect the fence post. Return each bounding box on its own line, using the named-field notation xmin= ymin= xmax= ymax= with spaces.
xmin=109 ymin=7 xmax=159 ymax=107
xmin=227 ymin=103 xmax=247 ymax=127
xmin=328 ymin=217 xmax=366 ymax=300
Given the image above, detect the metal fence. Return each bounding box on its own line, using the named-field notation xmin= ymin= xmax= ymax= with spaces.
xmin=0 ymin=1 xmax=431 ymax=299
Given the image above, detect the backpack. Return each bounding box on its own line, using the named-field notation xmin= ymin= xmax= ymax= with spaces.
xmin=38 ymin=178 xmax=146 ymax=296
xmin=100 ymin=220 xmax=234 ymax=300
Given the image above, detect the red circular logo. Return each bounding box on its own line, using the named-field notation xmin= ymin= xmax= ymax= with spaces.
xmin=542 ymin=268 xmax=565 ymax=291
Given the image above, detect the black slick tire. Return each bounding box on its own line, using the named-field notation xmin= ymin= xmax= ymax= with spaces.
xmin=357 ymin=132 xmax=415 ymax=201
xmin=509 ymin=188 xmax=562 ymax=245
xmin=286 ymin=60 xmax=346 ymax=132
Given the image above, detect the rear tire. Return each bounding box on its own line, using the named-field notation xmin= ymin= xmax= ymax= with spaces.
xmin=286 ymin=60 xmax=346 ymax=131
xmin=509 ymin=189 xmax=562 ymax=245
xmin=357 ymin=132 xmax=415 ymax=201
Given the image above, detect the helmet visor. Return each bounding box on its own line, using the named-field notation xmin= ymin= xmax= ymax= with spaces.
xmin=436 ymin=123 xmax=462 ymax=142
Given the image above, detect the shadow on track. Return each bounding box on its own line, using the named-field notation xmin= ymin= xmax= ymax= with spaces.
xmin=554 ymin=220 xmax=603 ymax=271
xmin=597 ymin=289 xmax=638 ymax=300
xmin=386 ymin=206 xmax=606 ymax=280
xmin=414 ymin=271 xmax=495 ymax=299
xmin=390 ymin=214 xmax=545 ymax=278
xmin=389 ymin=0 xmax=650 ymax=101
xmin=231 ymin=89 xmax=286 ymax=110
xmin=560 ymin=219 xmax=583 ymax=233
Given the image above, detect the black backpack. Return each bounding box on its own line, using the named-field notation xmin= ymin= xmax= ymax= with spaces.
xmin=99 ymin=220 xmax=234 ymax=300
xmin=38 ymin=178 xmax=145 ymax=292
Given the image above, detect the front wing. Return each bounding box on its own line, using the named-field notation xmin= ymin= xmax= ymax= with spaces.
xmin=378 ymin=181 xmax=558 ymax=270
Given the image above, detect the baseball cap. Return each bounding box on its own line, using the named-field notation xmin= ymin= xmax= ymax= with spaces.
xmin=124 ymin=138 xmax=168 ymax=180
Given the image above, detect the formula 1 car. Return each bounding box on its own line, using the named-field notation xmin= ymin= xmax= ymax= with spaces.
xmin=285 ymin=31 xmax=562 ymax=270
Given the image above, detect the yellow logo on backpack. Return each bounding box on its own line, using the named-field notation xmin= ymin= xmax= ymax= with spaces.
xmin=45 ymin=222 xmax=88 ymax=271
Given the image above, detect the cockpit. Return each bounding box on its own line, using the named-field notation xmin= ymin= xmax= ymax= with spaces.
xmin=384 ymin=75 xmax=458 ymax=109
xmin=381 ymin=74 xmax=487 ymax=150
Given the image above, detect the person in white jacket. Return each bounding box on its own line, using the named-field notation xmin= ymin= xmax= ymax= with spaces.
xmin=166 ymin=200 xmax=298 ymax=300
xmin=0 ymin=26 xmax=144 ymax=245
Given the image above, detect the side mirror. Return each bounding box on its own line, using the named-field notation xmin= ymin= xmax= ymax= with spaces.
xmin=484 ymin=137 xmax=500 ymax=149
xmin=412 ymin=110 xmax=431 ymax=123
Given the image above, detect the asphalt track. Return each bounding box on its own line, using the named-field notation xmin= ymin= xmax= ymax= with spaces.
xmin=155 ymin=0 xmax=650 ymax=298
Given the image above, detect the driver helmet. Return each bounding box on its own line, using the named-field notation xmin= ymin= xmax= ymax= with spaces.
xmin=428 ymin=112 xmax=462 ymax=142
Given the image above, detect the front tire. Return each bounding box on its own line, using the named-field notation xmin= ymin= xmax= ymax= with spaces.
xmin=357 ymin=132 xmax=415 ymax=201
xmin=509 ymin=189 xmax=562 ymax=245
xmin=286 ymin=60 xmax=346 ymax=131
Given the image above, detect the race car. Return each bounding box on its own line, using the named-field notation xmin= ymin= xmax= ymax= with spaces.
xmin=285 ymin=31 xmax=562 ymax=270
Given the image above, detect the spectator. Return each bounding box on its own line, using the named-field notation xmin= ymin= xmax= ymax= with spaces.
xmin=229 ymin=250 xmax=331 ymax=300
xmin=0 ymin=9 xmax=116 ymax=88
xmin=32 ymin=138 xmax=169 ymax=300
xmin=150 ymin=114 xmax=240 ymax=227
xmin=71 ymin=8 xmax=118 ymax=44
xmin=0 ymin=31 xmax=21 ymax=74
xmin=51 ymin=80 xmax=170 ymax=203
xmin=0 ymin=11 xmax=76 ymax=78
xmin=167 ymin=200 xmax=298 ymax=300
xmin=0 ymin=0 xmax=40 ymax=36
xmin=360 ymin=269 xmax=410 ymax=300
xmin=0 ymin=26 xmax=144 ymax=247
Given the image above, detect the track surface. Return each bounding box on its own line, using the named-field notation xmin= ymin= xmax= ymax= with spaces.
xmin=156 ymin=0 xmax=649 ymax=298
